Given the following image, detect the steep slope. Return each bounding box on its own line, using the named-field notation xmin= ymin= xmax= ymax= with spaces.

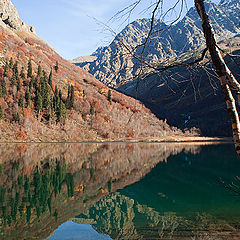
xmin=77 ymin=0 xmax=240 ymax=87
xmin=118 ymin=35 xmax=240 ymax=136
xmin=0 ymin=0 xmax=183 ymax=141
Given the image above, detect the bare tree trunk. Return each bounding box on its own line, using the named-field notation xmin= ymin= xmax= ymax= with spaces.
xmin=195 ymin=0 xmax=240 ymax=154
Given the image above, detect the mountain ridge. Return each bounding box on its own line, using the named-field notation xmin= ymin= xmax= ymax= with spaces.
xmin=76 ymin=0 xmax=240 ymax=87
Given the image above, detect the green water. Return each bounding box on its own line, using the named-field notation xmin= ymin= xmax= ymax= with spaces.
xmin=0 ymin=143 xmax=239 ymax=239
xmin=77 ymin=144 xmax=240 ymax=239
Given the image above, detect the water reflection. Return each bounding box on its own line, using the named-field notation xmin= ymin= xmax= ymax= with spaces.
xmin=77 ymin=144 xmax=240 ymax=240
xmin=0 ymin=142 xmax=199 ymax=239
xmin=0 ymin=143 xmax=239 ymax=239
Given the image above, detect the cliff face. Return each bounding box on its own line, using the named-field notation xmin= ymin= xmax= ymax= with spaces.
xmin=0 ymin=1 xmax=183 ymax=142
xmin=0 ymin=0 xmax=35 ymax=33
xmin=76 ymin=0 xmax=240 ymax=87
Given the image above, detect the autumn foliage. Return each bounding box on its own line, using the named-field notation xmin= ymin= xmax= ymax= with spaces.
xmin=0 ymin=24 xmax=182 ymax=141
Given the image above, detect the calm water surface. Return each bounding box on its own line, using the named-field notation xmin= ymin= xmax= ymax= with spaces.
xmin=0 ymin=143 xmax=239 ymax=239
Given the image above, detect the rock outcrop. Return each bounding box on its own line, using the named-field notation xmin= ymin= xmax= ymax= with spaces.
xmin=0 ymin=0 xmax=35 ymax=33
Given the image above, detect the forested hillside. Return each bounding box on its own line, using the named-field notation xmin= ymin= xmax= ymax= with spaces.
xmin=0 ymin=0 xmax=183 ymax=141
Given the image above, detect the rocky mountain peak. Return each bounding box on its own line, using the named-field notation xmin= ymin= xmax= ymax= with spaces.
xmin=0 ymin=0 xmax=35 ymax=33
xmin=76 ymin=0 xmax=240 ymax=87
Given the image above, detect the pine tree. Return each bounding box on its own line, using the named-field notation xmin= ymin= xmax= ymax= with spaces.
xmin=37 ymin=65 xmax=42 ymax=78
xmin=9 ymin=58 xmax=13 ymax=69
xmin=36 ymin=91 xmax=43 ymax=113
xmin=27 ymin=60 xmax=32 ymax=78
xmin=90 ymin=104 xmax=95 ymax=115
xmin=29 ymin=76 xmax=34 ymax=90
xmin=48 ymin=69 xmax=53 ymax=89
xmin=3 ymin=61 xmax=9 ymax=77
xmin=45 ymin=94 xmax=51 ymax=111
xmin=17 ymin=79 xmax=21 ymax=92
xmin=25 ymin=88 xmax=31 ymax=108
xmin=65 ymin=85 xmax=71 ymax=109
xmin=18 ymin=95 xmax=24 ymax=108
xmin=60 ymin=100 xmax=66 ymax=120
xmin=59 ymin=89 xmax=62 ymax=101
xmin=56 ymin=100 xmax=66 ymax=122
xmin=54 ymin=87 xmax=59 ymax=111
xmin=54 ymin=61 xmax=59 ymax=72
xmin=0 ymin=106 xmax=4 ymax=120
xmin=70 ymin=85 xmax=74 ymax=108
xmin=13 ymin=61 xmax=19 ymax=80
xmin=108 ymin=89 xmax=112 ymax=104
xmin=13 ymin=112 xmax=20 ymax=122
xmin=20 ymin=67 xmax=25 ymax=79
xmin=0 ymin=84 xmax=2 ymax=98
xmin=1 ymin=80 xmax=7 ymax=96
xmin=10 ymin=73 xmax=16 ymax=86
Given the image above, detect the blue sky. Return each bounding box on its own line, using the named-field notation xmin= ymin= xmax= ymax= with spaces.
xmin=12 ymin=0 xmax=220 ymax=60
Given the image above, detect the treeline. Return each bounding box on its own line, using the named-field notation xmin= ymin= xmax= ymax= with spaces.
xmin=0 ymin=58 xmax=75 ymax=123
xmin=0 ymin=159 xmax=74 ymax=226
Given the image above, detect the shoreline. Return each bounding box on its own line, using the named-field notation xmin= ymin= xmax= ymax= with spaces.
xmin=0 ymin=136 xmax=233 ymax=144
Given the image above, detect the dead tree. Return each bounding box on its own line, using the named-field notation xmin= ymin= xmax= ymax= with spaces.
xmin=195 ymin=0 xmax=240 ymax=155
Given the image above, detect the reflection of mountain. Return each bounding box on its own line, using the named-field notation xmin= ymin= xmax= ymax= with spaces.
xmin=76 ymin=192 xmax=240 ymax=240
xmin=75 ymin=145 xmax=240 ymax=240
xmin=0 ymin=143 xmax=198 ymax=239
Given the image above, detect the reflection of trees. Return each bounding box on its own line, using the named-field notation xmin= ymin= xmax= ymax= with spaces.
xmin=0 ymin=142 xmax=203 ymax=239
xmin=0 ymin=158 xmax=74 ymax=228
xmin=219 ymin=176 xmax=240 ymax=196
xmin=76 ymin=192 xmax=239 ymax=240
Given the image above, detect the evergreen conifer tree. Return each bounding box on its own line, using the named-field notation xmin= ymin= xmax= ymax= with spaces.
xmin=29 ymin=76 xmax=34 ymax=90
xmin=108 ymin=89 xmax=112 ymax=104
xmin=13 ymin=112 xmax=20 ymax=122
xmin=54 ymin=61 xmax=59 ymax=72
xmin=48 ymin=69 xmax=53 ymax=89
xmin=18 ymin=95 xmax=24 ymax=108
xmin=25 ymin=88 xmax=31 ymax=108
xmin=0 ymin=106 xmax=4 ymax=119
xmin=27 ymin=60 xmax=32 ymax=78
xmin=20 ymin=67 xmax=25 ymax=79
xmin=37 ymin=65 xmax=42 ymax=77
xmin=0 ymin=85 xmax=2 ymax=98
xmin=10 ymin=73 xmax=16 ymax=86
xmin=1 ymin=80 xmax=7 ymax=96
xmin=17 ymin=79 xmax=21 ymax=92
xmin=70 ymin=85 xmax=74 ymax=108
xmin=9 ymin=58 xmax=13 ymax=69
xmin=59 ymin=89 xmax=62 ymax=101
xmin=13 ymin=61 xmax=19 ymax=81
xmin=65 ymin=85 xmax=71 ymax=109
xmin=3 ymin=61 xmax=8 ymax=77
xmin=36 ymin=91 xmax=43 ymax=113
xmin=90 ymin=104 xmax=95 ymax=115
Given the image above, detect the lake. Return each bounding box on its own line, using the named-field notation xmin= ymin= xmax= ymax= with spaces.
xmin=0 ymin=142 xmax=239 ymax=239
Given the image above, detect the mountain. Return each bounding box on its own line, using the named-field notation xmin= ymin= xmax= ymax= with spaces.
xmin=75 ymin=0 xmax=240 ymax=136
xmin=0 ymin=0 xmax=184 ymax=141
xmin=77 ymin=0 xmax=240 ymax=87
